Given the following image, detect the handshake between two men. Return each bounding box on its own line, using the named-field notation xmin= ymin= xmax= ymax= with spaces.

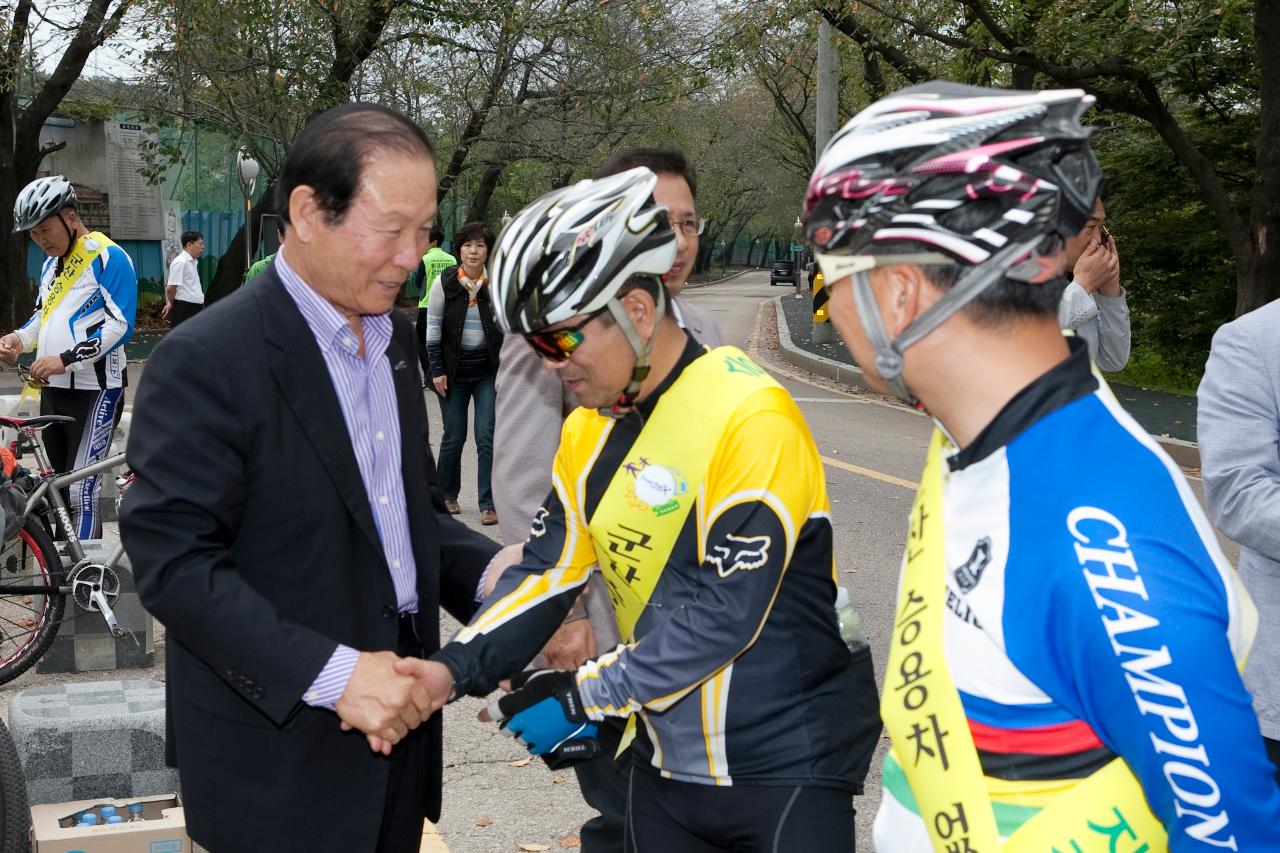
xmin=334 ymin=651 xmax=456 ymax=755
xmin=335 ymin=542 xmax=601 ymax=769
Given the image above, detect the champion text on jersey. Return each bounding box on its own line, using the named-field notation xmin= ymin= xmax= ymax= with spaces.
xmin=1069 ymin=505 xmax=1238 ymax=851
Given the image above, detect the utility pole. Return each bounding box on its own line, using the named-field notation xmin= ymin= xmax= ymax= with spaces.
xmin=816 ymin=19 xmax=839 ymax=155
xmin=813 ymin=18 xmax=840 ymax=343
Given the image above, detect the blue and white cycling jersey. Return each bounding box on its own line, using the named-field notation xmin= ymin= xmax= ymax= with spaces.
xmin=875 ymin=339 xmax=1280 ymax=852
xmin=16 ymin=235 xmax=136 ymax=391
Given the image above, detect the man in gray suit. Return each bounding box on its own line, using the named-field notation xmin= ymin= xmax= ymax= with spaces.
xmin=1198 ymin=297 xmax=1280 ymax=784
xmin=489 ymin=148 xmax=721 ymax=853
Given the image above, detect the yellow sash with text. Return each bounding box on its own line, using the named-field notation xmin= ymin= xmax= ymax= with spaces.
xmin=882 ymin=429 xmax=1168 ymax=852
xmin=587 ymin=346 xmax=780 ymax=643
xmin=18 ymin=232 xmax=116 ymax=406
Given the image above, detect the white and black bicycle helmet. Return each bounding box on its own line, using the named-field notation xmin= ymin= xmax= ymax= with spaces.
xmin=13 ymin=176 xmax=77 ymax=232
xmin=802 ymin=80 xmax=1101 ymax=402
xmin=490 ymin=166 xmax=675 ymax=334
xmin=489 ymin=167 xmax=677 ymax=415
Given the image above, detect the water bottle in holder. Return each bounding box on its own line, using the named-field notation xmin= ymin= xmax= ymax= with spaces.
xmin=835 ymin=587 xmax=868 ymax=653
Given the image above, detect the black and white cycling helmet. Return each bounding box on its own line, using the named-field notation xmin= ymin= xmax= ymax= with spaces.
xmin=490 ymin=166 xmax=675 ymax=334
xmin=13 ymin=176 xmax=77 ymax=232
xmin=489 ymin=167 xmax=676 ymax=415
xmin=802 ymin=80 xmax=1101 ymax=402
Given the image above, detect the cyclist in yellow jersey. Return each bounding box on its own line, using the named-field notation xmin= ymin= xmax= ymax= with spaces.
xmin=428 ymin=168 xmax=880 ymax=850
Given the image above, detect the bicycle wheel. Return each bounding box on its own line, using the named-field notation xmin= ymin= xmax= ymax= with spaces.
xmin=0 ymin=718 xmax=30 ymax=853
xmin=0 ymin=517 xmax=64 ymax=685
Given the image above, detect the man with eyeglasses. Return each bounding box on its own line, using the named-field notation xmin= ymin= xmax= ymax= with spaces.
xmin=489 ymin=148 xmax=721 ymax=853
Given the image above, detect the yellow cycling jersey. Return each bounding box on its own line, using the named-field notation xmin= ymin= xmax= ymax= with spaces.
xmin=438 ymin=335 xmax=879 ymax=789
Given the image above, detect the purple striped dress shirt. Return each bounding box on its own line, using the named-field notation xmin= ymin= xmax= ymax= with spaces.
xmin=275 ymin=251 xmax=420 ymax=708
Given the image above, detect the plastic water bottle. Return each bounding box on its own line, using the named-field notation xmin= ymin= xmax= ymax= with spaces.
xmin=78 ymin=813 xmax=98 ymax=826
xmin=835 ymin=587 xmax=868 ymax=653
xmin=99 ymin=806 xmax=116 ymax=821
xmin=106 ymin=815 xmax=124 ymax=824
xmin=127 ymin=802 xmax=145 ymax=822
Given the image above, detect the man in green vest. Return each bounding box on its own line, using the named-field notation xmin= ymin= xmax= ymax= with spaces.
xmin=414 ymin=225 xmax=457 ymax=381
xmin=416 ymin=224 xmax=456 ymax=302
xmin=244 ymin=222 xmax=285 ymax=283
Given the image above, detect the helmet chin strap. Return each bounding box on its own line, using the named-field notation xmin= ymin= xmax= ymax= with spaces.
xmin=52 ymin=213 xmax=77 ymax=272
xmin=850 ymin=236 xmax=1048 ymax=407
xmin=598 ymin=281 xmax=668 ymax=419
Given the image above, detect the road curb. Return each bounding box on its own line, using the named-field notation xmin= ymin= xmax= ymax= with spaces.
xmin=769 ymin=296 xmax=1202 ymax=468
xmin=684 ymin=268 xmax=756 ymax=289
xmin=771 ymin=296 xmax=873 ymax=393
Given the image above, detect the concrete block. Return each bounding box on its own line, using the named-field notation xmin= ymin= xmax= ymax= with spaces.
xmin=10 ymin=679 xmax=175 ymax=805
xmin=37 ymin=538 xmax=154 ymax=675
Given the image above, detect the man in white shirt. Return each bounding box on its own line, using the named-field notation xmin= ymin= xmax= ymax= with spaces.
xmin=1057 ymin=198 xmax=1130 ymax=370
xmin=164 ymin=230 xmax=205 ymax=327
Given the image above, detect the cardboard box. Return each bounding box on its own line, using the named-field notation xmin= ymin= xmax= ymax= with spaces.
xmin=31 ymin=793 xmax=189 ymax=853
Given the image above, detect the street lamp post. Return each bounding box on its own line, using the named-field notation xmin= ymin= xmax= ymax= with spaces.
xmin=236 ymin=148 xmax=260 ymax=274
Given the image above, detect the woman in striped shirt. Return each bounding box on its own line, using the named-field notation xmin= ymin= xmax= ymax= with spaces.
xmin=424 ymin=221 xmax=503 ymax=525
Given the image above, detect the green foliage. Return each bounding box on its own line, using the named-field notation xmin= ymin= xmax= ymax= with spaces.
xmin=1109 ymin=345 xmax=1205 ymax=396
xmin=1094 ymin=111 xmax=1246 ymax=381
xmin=57 ymin=93 xmax=121 ymax=124
xmin=794 ymin=0 xmax=1269 ymax=376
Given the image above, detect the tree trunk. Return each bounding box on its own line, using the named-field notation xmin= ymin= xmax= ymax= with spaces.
xmin=466 ymin=165 xmax=504 ymax=226
xmin=0 ymin=233 xmax=33 ymax=332
xmin=0 ymin=142 xmax=25 ymax=330
xmin=862 ymin=47 xmax=885 ymax=100
xmin=205 ymin=182 xmax=277 ymax=304
xmin=1010 ymin=64 xmax=1037 ymax=90
xmin=1246 ymin=0 xmax=1280 ymax=315
xmin=206 ymin=0 xmax=402 ymax=304
xmin=0 ymin=139 xmax=47 ymax=329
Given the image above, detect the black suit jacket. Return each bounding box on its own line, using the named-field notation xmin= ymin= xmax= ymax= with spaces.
xmin=120 ymin=268 xmax=498 ymax=852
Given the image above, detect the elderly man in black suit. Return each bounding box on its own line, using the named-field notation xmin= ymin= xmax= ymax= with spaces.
xmin=121 ymin=102 xmax=499 ymax=853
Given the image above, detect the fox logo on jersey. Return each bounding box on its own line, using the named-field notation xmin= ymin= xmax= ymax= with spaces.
xmin=530 ymin=507 xmax=550 ymax=539
xmin=67 ymin=339 xmax=101 ymax=362
xmin=708 ymin=534 xmax=772 ymax=578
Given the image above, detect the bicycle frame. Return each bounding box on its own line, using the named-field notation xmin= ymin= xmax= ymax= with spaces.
xmin=0 ymin=410 xmax=134 ymax=652
xmin=20 ymin=449 xmax=128 ymax=566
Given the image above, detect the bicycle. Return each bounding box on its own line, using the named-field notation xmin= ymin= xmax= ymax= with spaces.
xmin=0 ymin=411 xmax=133 ymax=685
